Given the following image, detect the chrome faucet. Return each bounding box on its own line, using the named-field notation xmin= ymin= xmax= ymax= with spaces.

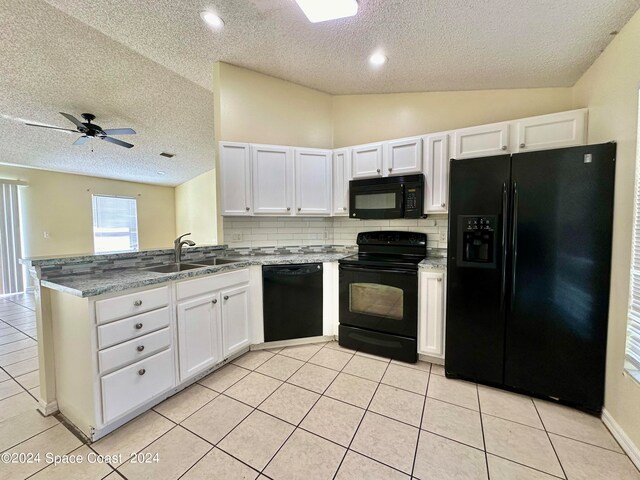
xmin=174 ymin=233 xmax=196 ymax=263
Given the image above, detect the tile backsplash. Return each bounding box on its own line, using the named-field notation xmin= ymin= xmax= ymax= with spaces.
xmin=223 ymin=215 xmax=449 ymax=249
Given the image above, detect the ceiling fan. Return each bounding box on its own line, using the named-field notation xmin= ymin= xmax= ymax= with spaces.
xmin=25 ymin=112 xmax=136 ymax=149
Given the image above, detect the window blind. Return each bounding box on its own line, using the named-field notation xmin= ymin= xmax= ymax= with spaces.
xmin=92 ymin=195 xmax=139 ymax=254
xmin=0 ymin=183 xmax=24 ymax=294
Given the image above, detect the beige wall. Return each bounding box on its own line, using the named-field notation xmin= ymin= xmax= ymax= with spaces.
xmin=332 ymin=88 xmax=573 ymax=147
xmin=175 ymin=169 xmax=217 ymax=245
xmin=0 ymin=164 xmax=176 ymax=258
xmin=572 ymin=9 xmax=640 ymax=448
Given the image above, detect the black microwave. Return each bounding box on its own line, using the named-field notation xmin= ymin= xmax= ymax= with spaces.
xmin=349 ymin=174 xmax=424 ymax=219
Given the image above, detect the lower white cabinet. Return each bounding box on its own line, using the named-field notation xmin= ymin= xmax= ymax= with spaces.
xmin=177 ymin=294 xmax=223 ymax=382
xmin=418 ymin=271 xmax=446 ymax=358
xmin=220 ymin=284 xmax=251 ymax=358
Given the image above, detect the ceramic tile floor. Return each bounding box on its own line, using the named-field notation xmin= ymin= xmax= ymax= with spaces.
xmin=2 ymin=316 xmax=640 ymax=479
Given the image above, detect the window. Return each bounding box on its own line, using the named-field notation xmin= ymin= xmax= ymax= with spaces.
xmin=92 ymin=195 xmax=139 ymax=254
xmin=626 ymin=92 xmax=640 ymax=381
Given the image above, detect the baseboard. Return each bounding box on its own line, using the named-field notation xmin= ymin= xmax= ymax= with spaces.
xmin=602 ymin=408 xmax=640 ymax=470
xmin=251 ymin=335 xmax=336 ymax=350
xmin=25 ymin=286 xmax=35 ymax=294
xmin=37 ymin=399 xmax=59 ymax=417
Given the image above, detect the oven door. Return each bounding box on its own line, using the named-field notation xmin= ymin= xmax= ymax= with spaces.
xmin=339 ymin=264 xmax=418 ymax=338
xmin=349 ymin=183 xmax=404 ymax=219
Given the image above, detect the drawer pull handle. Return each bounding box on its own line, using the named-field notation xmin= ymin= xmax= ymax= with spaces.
xmin=137 ymin=345 xmax=145 ymax=352
xmin=135 ymin=323 xmax=143 ymax=330
xmin=134 ymin=300 xmax=143 ymax=307
xmin=138 ymin=369 xmax=146 ymax=376
xmin=224 ymin=295 xmax=229 ymax=300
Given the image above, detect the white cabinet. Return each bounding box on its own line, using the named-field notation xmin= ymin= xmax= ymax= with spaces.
xmin=220 ymin=284 xmax=251 ymax=358
xmin=418 ymin=271 xmax=446 ymax=358
xmin=515 ymin=109 xmax=587 ymax=153
xmin=351 ymin=143 xmax=384 ymax=179
xmin=219 ymin=142 xmax=252 ymax=216
xmin=295 ymin=149 xmax=332 ymax=215
xmin=176 ymin=295 xmax=222 ymax=382
xmin=424 ymin=133 xmax=450 ymax=213
xmin=454 ymin=122 xmax=510 ymax=159
xmin=385 ymin=137 xmax=422 ymax=176
xmin=333 ymin=148 xmax=350 ymax=215
xmin=251 ymin=144 xmax=294 ymax=215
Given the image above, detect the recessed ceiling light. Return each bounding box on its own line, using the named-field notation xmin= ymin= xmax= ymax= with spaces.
xmin=200 ymin=11 xmax=224 ymax=29
xmin=369 ymin=52 xmax=388 ymax=66
xmin=294 ymin=0 xmax=358 ymax=23
xmin=157 ymin=171 xmax=166 ymax=176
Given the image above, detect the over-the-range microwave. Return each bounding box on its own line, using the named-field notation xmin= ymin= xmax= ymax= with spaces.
xmin=349 ymin=174 xmax=424 ymax=219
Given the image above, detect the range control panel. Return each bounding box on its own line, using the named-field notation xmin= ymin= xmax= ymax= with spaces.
xmin=464 ymin=216 xmax=496 ymax=231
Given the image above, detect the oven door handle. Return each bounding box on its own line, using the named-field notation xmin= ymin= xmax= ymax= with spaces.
xmin=339 ymin=264 xmax=417 ymax=276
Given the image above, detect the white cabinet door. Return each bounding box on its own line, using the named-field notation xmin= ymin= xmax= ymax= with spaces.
xmin=333 ymin=148 xmax=350 ymax=216
xmin=424 ymin=134 xmax=450 ymax=213
xmin=351 ymin=143 xmax=384 ymax=179
xmin=220 ymin=284 xmax=251 ymax=358
xmin=515 ymin=109 xmax=587 ymax=153
xmin=251 ymin=144 xmax=294 ymax=215
xmin=454 ymin=122 xmax=510 ymax=159
xmin=176 ymin=295 xmax=222 ymax=382
xmin=418 ymin=271 xmax=445 ymax=358
xmin=385 ymin=137 xmax=422 ymax=176
xmin=295 ymin=149 xmax=332 ymax=216
xmin=219 ymin=142 xmax=252 ymax=216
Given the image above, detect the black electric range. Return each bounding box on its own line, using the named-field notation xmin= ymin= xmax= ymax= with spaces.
xmin=338 ymin=231 xmax=427 ymax=362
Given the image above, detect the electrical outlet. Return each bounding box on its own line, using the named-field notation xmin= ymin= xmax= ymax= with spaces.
xmin=439 ymin=231 xmax=447 ymax=242
xmin=43 ymin=231 xmax=50 ymax=239
xmin=232 ymin=233 xmax=242 ymax=241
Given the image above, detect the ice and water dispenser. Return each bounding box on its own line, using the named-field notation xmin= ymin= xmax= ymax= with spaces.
xmin=457 ymin=215 xmax=498 ymax=268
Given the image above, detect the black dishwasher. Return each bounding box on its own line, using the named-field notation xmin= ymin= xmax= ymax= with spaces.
xmin=263 ymin=264 xmax=323 ymax=342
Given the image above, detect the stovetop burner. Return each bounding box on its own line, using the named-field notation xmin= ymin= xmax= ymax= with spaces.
xmin=338 ymin=231 xmax=427 ymax=271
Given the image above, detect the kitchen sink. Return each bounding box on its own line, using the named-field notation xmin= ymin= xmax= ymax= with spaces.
xmin=141 ymin=263 xmax=205 ymax=273
xmin=194 ymin=257 xmax=242 ymax=266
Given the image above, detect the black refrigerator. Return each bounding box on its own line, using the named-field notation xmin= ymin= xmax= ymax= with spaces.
xmin=445 ymin=143 xmax=616 ymax=413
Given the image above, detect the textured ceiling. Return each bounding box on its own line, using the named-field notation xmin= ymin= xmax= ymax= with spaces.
xmin=0 ymin=0 xmax=638 ymax=187
xmin=0 ymin=0 xmax=214 ymax=186
xmin=41 ymin=0 xmax=640 ymax=94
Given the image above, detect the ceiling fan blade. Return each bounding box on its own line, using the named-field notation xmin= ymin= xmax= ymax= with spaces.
xmin=101 ymin=136 xmax=134 ymax=149
xmin=24 ymin=122 xmax=78 ymax=133
xmin=102 ymin=128 xmax=136 ymax=136
xmin=73 ymin=136 xmax=89 ymax=146
xmin=59 ymin=112 xmax=84 ymax=129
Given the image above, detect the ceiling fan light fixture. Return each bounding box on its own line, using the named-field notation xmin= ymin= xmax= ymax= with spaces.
xmin=200 ymin=11 xmax=224 ymax=29
xmin=294 ymin=0 xmax=358 ymax=23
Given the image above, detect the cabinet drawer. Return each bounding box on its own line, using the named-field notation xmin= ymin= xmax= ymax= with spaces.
xmin=98 ymin=327 xmax=171 ymax=374
xmin=101 ymin=349 xmax=174 ymax=424
xmin=176 ymin=269 xmax=250 ymax=301
xmin=95 ymin=286 xmax=169 ymax=325
xmin=98 ymin=307 xmax=170 ymax=349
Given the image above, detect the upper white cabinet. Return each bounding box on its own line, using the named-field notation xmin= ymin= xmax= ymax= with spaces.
xmin=251 ymin=145 xmax=294 ymax=215
xmin=418 ymin=271 xmax=446 ymax=359
xmin=220 ymin=284 xmax=251 ymax=358
xmin=424 ymin=133 xmax=450 ymax=213
xmin=515 ymin=109 xmax=587 ymax=153
xmin=385 ymin=137 xmax=423 ymax=176
xmin=351 ymin=143 xmax=384 ymax=179
xmin=295 ymin=149 xmax=333 ymax=215
xmin=454 ymin=122 xmax=510 ymax=159
xmin=333 ymin=148 xmax=350 ymax=216
xmin=219 ymin=142 xmax=252 ymax=216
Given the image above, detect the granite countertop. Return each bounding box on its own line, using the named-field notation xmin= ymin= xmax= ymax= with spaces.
xmin=419 ymin=257 xmax=447 ymax=271
xmin=41 ymin=253 xmax=350 ymax=298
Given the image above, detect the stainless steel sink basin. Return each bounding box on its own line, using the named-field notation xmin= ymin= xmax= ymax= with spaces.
xmin=195 ymin=257 xmax=242 ymax=266
xmin=141 ymin=263 xmax=205 ymax=273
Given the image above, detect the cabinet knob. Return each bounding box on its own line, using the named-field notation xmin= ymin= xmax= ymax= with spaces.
xmin=519 ymin=143 xmax=526 ymax=148
xmin=138 ymin=368 xmax=146 ymax=376
xmin=342 ymin=207 xmax=347 ymax=211
xmin=212 ymin=299 xmax=218 ymax=304
xmin=133 ymin=300 xmax=142 ymax=307
xmin=245 ymin=207 xmax=250 ymax=211
xmin=137 ymin=345 xmax=145 ymax=352
xmin=298 ymin=207 xmax=301 ymax=212
xmin=224 ymin=295 xmax=229 ymax=300
xmin=135 ymin=323 xmax=143 ymax=330
xmin=388 ymin=167 xmax=392 ymax=172
xmin=287 ymin=207 xmax=291 ymax=211
xmin=376 ymin=168 xmax=381 ymax=173
xmin=501 ymin=145 xmax=507 ymax=151
xmin=441 ymin=203 xmax=446 ymax=207
xmin=437 ymin=278 xmax=442 ymax=282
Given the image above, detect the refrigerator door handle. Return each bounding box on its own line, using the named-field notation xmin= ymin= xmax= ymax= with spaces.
xmin=510 ymin=181 xmax=519 ymax=311
xmin=500 ymin=182 xmax=508 ymax=310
